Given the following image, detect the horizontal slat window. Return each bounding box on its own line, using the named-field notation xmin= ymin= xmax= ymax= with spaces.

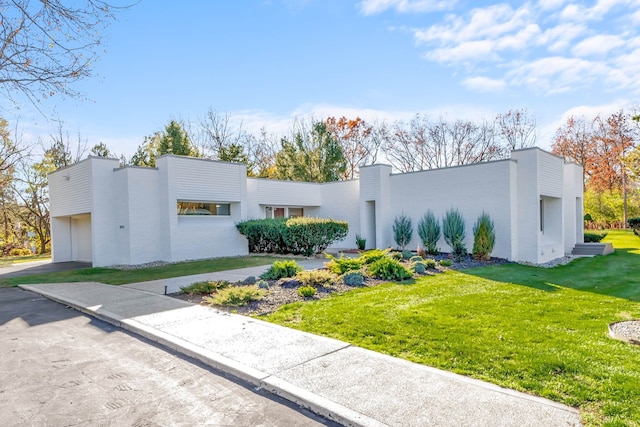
xmin=177 ymin=201 xmax=230 ymax=216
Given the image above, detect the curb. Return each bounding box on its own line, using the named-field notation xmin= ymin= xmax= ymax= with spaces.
xmin=20 ymin=284 xmax=383 ymax=427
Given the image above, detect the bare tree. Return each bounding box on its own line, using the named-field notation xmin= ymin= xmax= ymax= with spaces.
xmin=0 ymin=0 xmax=129 ymax=107
xmin=379 ymin=114 xmax=505 ymax=173
xmin=495 ymin=108 xmax=536 ymax=150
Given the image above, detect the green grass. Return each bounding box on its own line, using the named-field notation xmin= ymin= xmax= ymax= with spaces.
xmin=0 ymin=256 xmax=284 ymax=287
xmin=0 ymin=253 xmax=51 ymax=268
xmin=265 ymin=230 xmax=640 ymax=426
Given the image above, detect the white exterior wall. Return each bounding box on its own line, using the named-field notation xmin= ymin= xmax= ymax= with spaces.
xmin=314 ymin=180 xmax=360 ymax=248
xmin=511 ymin=148 xmax=567 ymax=263
xmin=359 ymin=164 xmax=393 ymax=250
xmin=158 ymin=155 xmax=248 ymax=262
xmin=49 ymin=148 xmax=583 ymax=266
xmin=563 ymin=163 xmax=584 ymax=252
xmin=384 ymin=160 xmax=516 ymax=259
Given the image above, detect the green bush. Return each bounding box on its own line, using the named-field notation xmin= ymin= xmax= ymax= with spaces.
xmin=205 ymin=286 xmax=266 ymax=306
xmin=389 ymin=251 xmax=402 ymax=261
xmin=423 ymin=258 xmax=437 ymax=269
xmin=368 ymin=257 xmax=413 ymax=281
xmin=342 ymin=271 xmax=365 ymax=286
xmin=324 ymin=253 xmax=364 ymax=274
xmin=236 ymin=217 xmax=349 ymax=256
xmin=355 ymin=234 xmax=366 ymax=250
xmin=472 ymin=212 xmax=496 ymax=261
xmin=180 ymin=280 xmax=229 ymax=295
xmin=409 ymin=255 xmax=424 ymax=263
xmin=284 ymin=217 xmax=349 ymax=256
xmin=9 ymin=248 xmax=32 ymax=256
xmin=401 ymin=249 xmax=413 ymax=260
xmin=417 ymin=211 xmax=440 ymax=255
xmin=359 ymin=248 xmax=391 ymax=264
xmin=584 ymin=232 xmax=608 ymax=243
xmin=439 ymin=259 xmax=453 ymax=267
xmin=241 ymin=276 xmax=257 ymax=285
xmin=295 ymin=270 xmax=337 ymax=288
xmin=256 ymin=279 xmax=270 ymax=290
xmin=628 ymin=217 xmax=640 ymax=230
xmin=392 ymin=213 xmax=413 ymax=250
xmin=298 ymin=285 xmax=317 ymax=298
xmin=260 ymin=260 xmax=302 ymax=280
xmin=236 ymin=218 xmax=288 ymax=253
xmin=412 ymin=261 xmax=426 ymax=274
xmin=443 ymin=208 xmax=466 ymax=261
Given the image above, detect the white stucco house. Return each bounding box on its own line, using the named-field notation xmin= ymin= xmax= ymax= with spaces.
xmin=48 ymin=147 xmax=584 ymax=267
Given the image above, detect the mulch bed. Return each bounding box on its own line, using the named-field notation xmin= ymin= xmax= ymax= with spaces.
xmin=170 ymin=255 xmax=510 ymax=316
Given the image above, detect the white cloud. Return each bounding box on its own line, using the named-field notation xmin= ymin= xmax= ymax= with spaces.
xmin=537 ymin=0 xmax=566 ymax=11
xmin=607 ymin=47 xmax=640 ymax=92
xmin=572 ymin=34 xmax=625 ymax=57
xmin=358 ymin=0 xmax=452 ymax=15
xmin=426 ymin=40 xmax=499 ymax=63
xmin=415 ymin=4 xmax=531 ymax=45
xmin=507 ymin=56 xmax=608 ymax=93
xmin=539 ymin=22 xmax=587 ymax=53
xmin=402 ymin=1 xmax=640 ymax=95
xmin=462 ymin=76 xmax=506 ymax=92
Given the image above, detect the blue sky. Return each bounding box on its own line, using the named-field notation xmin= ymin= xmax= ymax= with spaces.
xmin=6 ymin=0 xmax=640 ymax=157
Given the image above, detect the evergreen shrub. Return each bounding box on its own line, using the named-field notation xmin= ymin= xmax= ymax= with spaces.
xmin=260 ymin=260 xmax=302 ymax=280
xmin=368 ymin=257 xmax=413 ymax=281
xmin=417 ymin=211 xmax=441 ymax=255
xmin=472 ymin=212 xmax=496 ymax=261
xmin=392 ymin=213 xmax=413 ymax=250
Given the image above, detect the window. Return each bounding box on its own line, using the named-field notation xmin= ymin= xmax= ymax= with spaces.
xmin=264 ymin=206 xmax=304 ymax=219
xmin=177 ymin=201 xmax=230 ymax=216
xmin=540 ymin=199 xmax=544 ymax=232
xmin=288 ymin=207 xmax=303 ymax=218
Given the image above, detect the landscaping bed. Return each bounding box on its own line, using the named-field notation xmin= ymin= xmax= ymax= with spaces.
xmin=172 ymin=253 xmax=509 ymax=316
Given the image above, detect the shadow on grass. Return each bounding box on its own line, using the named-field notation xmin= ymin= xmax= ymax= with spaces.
xmin=464 ymin=247 xmax=640 ymax=302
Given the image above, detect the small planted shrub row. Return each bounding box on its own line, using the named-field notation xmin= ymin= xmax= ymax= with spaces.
xmin=237 ymin=217 xmax=349 ymax=256
xmin=393 ymin=209 xmax=496 ymax=262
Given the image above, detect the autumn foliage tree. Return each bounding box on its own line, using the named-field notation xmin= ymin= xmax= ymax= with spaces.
xmin=325 ymin=116 xmax=377 ymax=179
xmin=552 ymin=110 xmax=638 ymax=227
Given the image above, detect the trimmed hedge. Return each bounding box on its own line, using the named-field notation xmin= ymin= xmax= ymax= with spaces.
xmin=236 ymin=218 xmax=288 ymax=254
xmin=584 ymin=232 xmax=607 ymax=243
xmin=237 ymin=217 xmax=348 ymax=256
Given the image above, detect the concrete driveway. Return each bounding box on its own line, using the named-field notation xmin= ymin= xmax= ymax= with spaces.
xmin=0 ymin=287 xmax=336 ymax=426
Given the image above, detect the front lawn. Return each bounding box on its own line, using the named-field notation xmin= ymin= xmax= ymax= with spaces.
xmin=0 ymin=253 xmax=51 ymax=268
xmin=265 ymin=230 xmax=640 ymax=426
xmin=0 ymin=256 xmax=283 ymax=287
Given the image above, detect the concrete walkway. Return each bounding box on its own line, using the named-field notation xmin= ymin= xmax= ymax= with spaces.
xmin=121 ymin=259 xmax=327 ymax=295
xmin=21 ymin=268 xmax=583 ymax=426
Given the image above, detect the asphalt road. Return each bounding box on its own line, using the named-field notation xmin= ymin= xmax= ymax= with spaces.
xmin=0 ymin=287 xmax=337 ymax=426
